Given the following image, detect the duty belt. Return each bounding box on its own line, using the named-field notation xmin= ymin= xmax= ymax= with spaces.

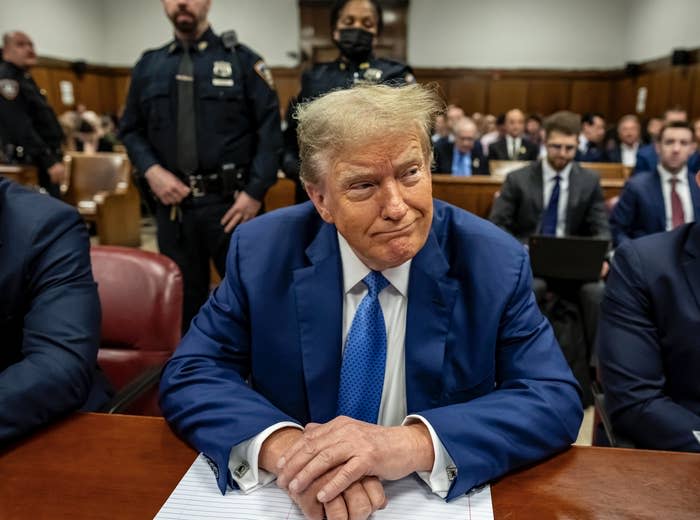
xmin=188 ymin=173 xmax=222 ymax=197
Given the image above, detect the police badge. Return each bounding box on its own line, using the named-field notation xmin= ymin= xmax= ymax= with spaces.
xmin=0 ymin=80 xmax=19 ymax=101
xmin=213 ymin=61 xmax=233 ymax=78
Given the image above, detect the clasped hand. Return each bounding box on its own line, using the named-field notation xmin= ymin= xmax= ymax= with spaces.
xmin=268 ymin=416 xmax=433 ymax=520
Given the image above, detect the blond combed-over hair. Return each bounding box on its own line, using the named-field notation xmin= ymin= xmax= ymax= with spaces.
xmin=295 ymin=83 xmax=444 ymax=186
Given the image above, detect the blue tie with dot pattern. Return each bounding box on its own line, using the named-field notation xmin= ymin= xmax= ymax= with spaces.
xmin=336 ymin=271 xmax=390 ymax=423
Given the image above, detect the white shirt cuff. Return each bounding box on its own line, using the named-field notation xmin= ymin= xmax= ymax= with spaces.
xmin=403 ymin=414 xmax=457 ymax=499
xmin=228 ymin=421 xmax=303 ymax=493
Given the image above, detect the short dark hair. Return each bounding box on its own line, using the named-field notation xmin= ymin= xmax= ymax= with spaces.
xmin=330 ymin=0 xmax=384 ymax=35
xmin=581 ymin=112 xmax=605 ymax=126
xmin=526 ymin=114 xmax=542 ymax=124
xmin=496 ymin=113 xmax=506 ymax=126
xmin=544 ymin=111 xmax=581 ymax=137
xmin=658 ymin=121 xmax=693 ymax=142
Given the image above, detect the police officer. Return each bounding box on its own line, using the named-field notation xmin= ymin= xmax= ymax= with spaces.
xmin=282 ymin=0 xmax=415 ymax=203
xmin=0 ymin=31 xmax=65 ymax=197
xmin=119 ymin=0 xmax=282 ymax=331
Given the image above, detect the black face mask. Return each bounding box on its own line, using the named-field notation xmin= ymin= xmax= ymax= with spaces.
xmin=335 ymin=28 xmax=374 ymax=62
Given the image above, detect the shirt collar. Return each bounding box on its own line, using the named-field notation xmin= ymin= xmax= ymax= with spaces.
xmin=657 ymin=164 xmax=688 ymax=184
xmin=169 ymin=25 xmax=216 ymax=53
xmin=337 ymin=232 xmax=411 ymax=297
xmin=542 ymin=157 xmax=573 ymax=180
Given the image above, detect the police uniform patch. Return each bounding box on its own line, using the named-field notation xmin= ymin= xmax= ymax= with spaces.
xmin=213 ymin=60 xmax=232 ymax=78
xmin=0 ymin=79 xmax=19 ymax=100
xmin=519 ymin=146 xmax=526 ymax=155
xmin=473 ymin=158 xmax=480 ymax=169
xmin=254 ymin=60 xmax=275 ymax=90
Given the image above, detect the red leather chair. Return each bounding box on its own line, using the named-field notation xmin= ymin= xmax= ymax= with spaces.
xmin=90 ymin=245 xmax=183 ymax=415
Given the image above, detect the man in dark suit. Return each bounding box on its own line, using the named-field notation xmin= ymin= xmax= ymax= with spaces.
xmin=576 ymin=112 xmax=608 ymax=163
xmin=490 ymin=111 xmax=611 ymax=405
xmin=490 ymin=111 xmax=610 ymax=242
xmin=160 ymin=84 xmax=582 ymax=520
xmin=598 ymin=193 xmax=700 ymax=451
xmin=488 ymin=108 xmax=539 ymax=161
xmin=611 ymin=122 xmax=700 ymax=247
xmin=606 ymin=114 xmax=641 ymax=167
xmin=0 ymin=178 xmax=112 ymax=444
xmin=432 ymin=117 xmax=488 ymax=175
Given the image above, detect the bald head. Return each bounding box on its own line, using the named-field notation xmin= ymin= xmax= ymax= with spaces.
xmin=505 ymin=109 xmax=525 ymax=138
xmin=453 ymin=117 xmax=478 ymax=154
xmin=2 ymin=31 xmax=37 ymax=69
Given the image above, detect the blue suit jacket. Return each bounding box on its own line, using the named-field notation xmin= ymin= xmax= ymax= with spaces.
xmin=160 ymin=200 xmax=582 ymax=499
xmin=0 ymin=178 xmax=111 ymax=444
xmin=598 ymin=223 xmax=700 ymax=451
xmin=610 ymin=169 xmax=700 ymax=247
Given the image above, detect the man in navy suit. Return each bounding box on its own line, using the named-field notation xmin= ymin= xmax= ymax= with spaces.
xmin=598 ymin=173 xmax=700 ymax=451
xmin=160 ymin=84 xmax=582 ymax=520
xmin=432 ymin=117 xmax=488 ymax=175
xmin=0 ymin=178 xmax=111 ymax=444
xmin=611 ymin=121 xmax=700 ymax=247
xmin=634 ymin=107 xmax=691 ymax=174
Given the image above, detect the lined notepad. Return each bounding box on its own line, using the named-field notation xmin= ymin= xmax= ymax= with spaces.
xmin=155 ymin=454 xmax=494 ymax=519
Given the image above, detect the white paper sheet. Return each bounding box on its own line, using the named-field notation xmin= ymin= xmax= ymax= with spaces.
xmin=154 ymin=454 xmax=494 ymax=520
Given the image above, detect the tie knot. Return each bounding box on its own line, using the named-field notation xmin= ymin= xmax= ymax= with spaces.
xmin=670 ymin=176 xmax=679 ymax=187
xmin=364 ymin=271 xmax=389 ymax=297
xmin=553 ymin=175 xmax=562 ymax=184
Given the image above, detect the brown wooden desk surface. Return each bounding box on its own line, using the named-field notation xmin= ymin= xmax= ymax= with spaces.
xmin=1 ymin=413 xmax=699 ymax=519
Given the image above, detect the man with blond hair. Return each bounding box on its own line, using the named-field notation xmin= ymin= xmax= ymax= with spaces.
xmin=160 ymin=84 xmax=582 ymax=520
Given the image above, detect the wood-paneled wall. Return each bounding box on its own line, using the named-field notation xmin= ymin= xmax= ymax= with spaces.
xmin=29 ymin=48 xmax=700 ymax=124
xmin=30 ymin=59 xmax=131 ymax=117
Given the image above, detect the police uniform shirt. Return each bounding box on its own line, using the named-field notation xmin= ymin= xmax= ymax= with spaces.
xmin=299 ymin=56 xmax=416 ymax=102
xmin=0 ymin=61 xmax=63 ymax=168
xmin=119 ymin=27 xmax=282 ymax=201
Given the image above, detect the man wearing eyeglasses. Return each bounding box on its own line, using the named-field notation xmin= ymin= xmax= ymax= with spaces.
xmin=489 ymin=111 xmax=610 ymax=405
xmin=489 ymin=111 xmax=610 ymax=243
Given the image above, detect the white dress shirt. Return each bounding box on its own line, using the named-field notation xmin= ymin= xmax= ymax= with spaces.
xmin=658 ymin=165 xmax=695 ymax=230
xmin=542 ymin=159 xmax=572 ymax=237
xmin=506 ymin=135 xmax=522 ymax=159
xmin=227 ymin=233 xmax=455 ymax=497
xmin=620 ymin=143 xmax=639 ymax=168
xmin=578 ymin=134 xmax=589 ymax=154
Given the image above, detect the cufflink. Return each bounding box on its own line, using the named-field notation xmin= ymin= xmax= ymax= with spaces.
xmin=446 ymin=465 xmax=458 ymax=481
xmin=234 ymin=461 xmax=250 ymax=479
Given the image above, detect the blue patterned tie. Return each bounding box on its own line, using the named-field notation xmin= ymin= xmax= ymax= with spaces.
xmin=541 ymin=175 xmax=561 ymax=235
xmin=336 ymin=271 xmax=390 ymax=423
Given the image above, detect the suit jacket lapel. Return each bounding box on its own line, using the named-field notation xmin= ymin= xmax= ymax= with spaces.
xmin=687 ymin=170 xmax=700 ymax=218
xmin=293 ymin=223 xmax=343 ymax=423
xmin=566 ymin=164 xmax=582 ymax=235
xmin=404 ymin=231 xmax=460 ymax=413
xmin=682 ymin=223 xmax=700 ymax=310
xmin=530 ymin=161 xmax=544 ymax=217
xmin=649 ymin=173 xmax=667 ymax=231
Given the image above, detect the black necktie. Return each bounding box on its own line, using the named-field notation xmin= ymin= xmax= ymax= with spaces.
xmin=176 ymin=44 xmax=198 ymax=176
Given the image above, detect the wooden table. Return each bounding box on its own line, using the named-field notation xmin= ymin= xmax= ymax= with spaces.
xmin=432 ymin=174 xmax=626 ymax=219
xmin=0 ymin=164 xmax=39 ymax=186
xmin=1 ymin=413 xmax=698 ymax=519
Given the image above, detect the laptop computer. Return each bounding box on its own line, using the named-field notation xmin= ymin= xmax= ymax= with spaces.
xmin=528 ymin=235 xmax=610 ymax=282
